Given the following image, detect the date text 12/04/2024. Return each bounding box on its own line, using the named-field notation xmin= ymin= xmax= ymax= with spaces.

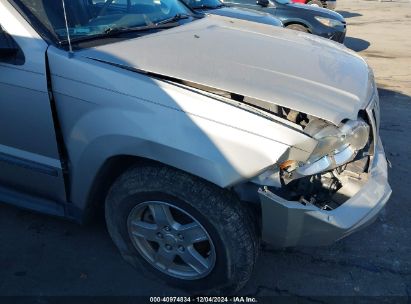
xmin=149 ymin=297 xmax=258 ymax=303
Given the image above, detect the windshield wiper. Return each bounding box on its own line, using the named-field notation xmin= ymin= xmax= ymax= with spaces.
xmin=155 ymin=13 xmax=191 ymax=25
xmin=59 ymin=23 xmax=178 ymax=46
xmin=191 ymin=4 xmax=225 ymax=9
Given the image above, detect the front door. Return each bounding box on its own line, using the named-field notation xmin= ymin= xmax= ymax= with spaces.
xmin=0 ymin=2 xmax=66 ymax=203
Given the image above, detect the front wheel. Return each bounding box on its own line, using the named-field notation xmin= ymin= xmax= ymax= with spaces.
xmin=105 ymin=164 xmax=259 ymax=294
xmin=286 ymin=23 xmax=309 ymax=33
xmin=307 ymin=0 xmax=323 ymax=7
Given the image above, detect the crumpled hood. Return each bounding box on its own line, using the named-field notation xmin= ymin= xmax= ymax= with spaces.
xmin=79 ymin=15 xmax=371 ymax=124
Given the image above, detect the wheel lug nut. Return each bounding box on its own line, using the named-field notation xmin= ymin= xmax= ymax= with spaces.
xmin=156 ymin=232 xmax=163 ymax=239
xmin=178 ymin=245 xmax=185 ymax=252
xmin=165 ymin=244 xmax=172 ymax=250
xmin=164 ymin=226 xmax=170 ymax=231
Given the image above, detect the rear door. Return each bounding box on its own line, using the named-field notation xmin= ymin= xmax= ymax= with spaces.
xmin=0 ymin=2 xmax=66 ymax=202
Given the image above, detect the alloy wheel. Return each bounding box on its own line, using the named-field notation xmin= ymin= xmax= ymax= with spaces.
xmin=127 ymin=201 xmax=216 ymax=280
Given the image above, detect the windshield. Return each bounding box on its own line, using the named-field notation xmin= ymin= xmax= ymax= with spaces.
xmin=181 ymin=0 xmax=223 ymax=9
xmin=14 ymin=0 xmax=194 ymax=42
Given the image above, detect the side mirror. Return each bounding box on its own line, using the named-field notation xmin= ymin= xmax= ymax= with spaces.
xmin=0 ymin=29 xmax=18 ymax=58
xmin=256 ymin=0 xmax=270 ymax=7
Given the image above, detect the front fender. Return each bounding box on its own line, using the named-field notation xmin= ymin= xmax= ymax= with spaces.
xmin=60 ymin=104 xmax=306 ymax=211
xmin=48 ymin=47 xmax=316 ymax=211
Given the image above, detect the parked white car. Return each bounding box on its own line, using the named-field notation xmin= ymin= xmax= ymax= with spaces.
xmin=0 ymin=0 xmax=391 ymax=294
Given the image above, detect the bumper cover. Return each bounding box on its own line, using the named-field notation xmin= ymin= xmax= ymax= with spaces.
xmin=330 ymin=28 xmax=346 ymax=43
xmin=259 ymin=138 xmax=391 ymax=247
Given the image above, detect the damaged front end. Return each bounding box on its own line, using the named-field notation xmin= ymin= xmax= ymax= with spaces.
xmin=259 ymin=138 xmax=390 ymax=247
xmin=238 ymin=91 xmax=391 ymax=247
xmin=87 ymin=57 xmax=391 ymax=247
xmin=276 ymin=109 xmax=374 ymax=212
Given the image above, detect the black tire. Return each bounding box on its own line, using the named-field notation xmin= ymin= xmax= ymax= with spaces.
xmin=307 ymin=0 xmax=323 ymax=7
xmin=286 ymin=24 xmax=309 ymax=33
xmin=105 ymin=164 xmax=259 ymax=294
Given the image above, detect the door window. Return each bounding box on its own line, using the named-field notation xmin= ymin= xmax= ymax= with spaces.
xmin=0 ymin=26 xmax=24 ymax=65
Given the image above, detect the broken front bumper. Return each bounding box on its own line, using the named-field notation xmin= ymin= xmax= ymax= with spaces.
xmin=259 ymin=138 xmax=391 ymax=247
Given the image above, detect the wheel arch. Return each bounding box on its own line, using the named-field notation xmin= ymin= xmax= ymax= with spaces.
xmin=72 ymin=143 xmax=240 ymax=223
xmin=81 ymin=153 xmax=223 ymax=223
xmin=69 ymin=132 xmax=281 ymax=223
xmin=81 ymin=154 xmax=142 ymax=222
xmin=283 ymin=20 xmax=312 ymax=33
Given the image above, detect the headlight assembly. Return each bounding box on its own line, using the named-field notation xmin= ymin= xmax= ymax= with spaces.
xmin=282 ymin=118 xmax=370 ymax=177
xmin=314 ymin=16 xmax=343 ymax=27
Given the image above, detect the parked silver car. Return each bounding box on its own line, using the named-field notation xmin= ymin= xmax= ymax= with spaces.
xmin=0 ymin=0 xmax=391 ymax=294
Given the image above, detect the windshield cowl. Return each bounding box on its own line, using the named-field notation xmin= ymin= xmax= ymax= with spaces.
xmin=191 ymin=4 xmax=225 ymax=10
xmin=58 ymin=22 xmax=183 ymax=47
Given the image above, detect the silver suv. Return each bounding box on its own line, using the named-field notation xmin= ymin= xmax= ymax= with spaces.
xmin=0 ymin=0 xmax=391 ymax=294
